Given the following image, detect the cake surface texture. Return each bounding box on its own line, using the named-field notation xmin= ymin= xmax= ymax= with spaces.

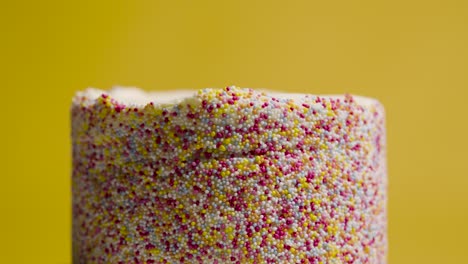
xmin=72 ymin=86 xmax=387 ymax=263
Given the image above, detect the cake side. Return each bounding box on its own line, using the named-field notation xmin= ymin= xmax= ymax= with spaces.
xmin=72 ymin=86 xmax=387 ymax=263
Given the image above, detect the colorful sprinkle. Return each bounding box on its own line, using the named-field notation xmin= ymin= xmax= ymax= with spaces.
xmin=72 ymin=86 xmax=387 ymax=263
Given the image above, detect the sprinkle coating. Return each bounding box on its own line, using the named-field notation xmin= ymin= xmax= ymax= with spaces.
xmin=72 ymin=86 xmax=387 ymax=263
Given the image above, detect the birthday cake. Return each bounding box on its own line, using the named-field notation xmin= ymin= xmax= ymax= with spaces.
xmin=71 ymin=86 xmax=387 ymax=263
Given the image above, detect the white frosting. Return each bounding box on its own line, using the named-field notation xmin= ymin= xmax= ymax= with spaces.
xmin=75 ymin=86 xmax=378 ymax=107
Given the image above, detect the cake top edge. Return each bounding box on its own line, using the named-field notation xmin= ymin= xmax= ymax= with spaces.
xmin=72 ymin=86 xmax=381 ymax=108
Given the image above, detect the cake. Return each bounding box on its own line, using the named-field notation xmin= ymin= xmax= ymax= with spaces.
xmin=71 ymin=86 xmax=387 ymax=263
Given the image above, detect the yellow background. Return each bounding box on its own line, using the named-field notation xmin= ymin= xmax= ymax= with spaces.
xmin=1 ymin=0 xmax=467 ymax=263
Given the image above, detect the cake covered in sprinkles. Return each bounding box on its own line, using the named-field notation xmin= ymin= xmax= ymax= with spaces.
xmin=72 ymin=86 xmax=387 ymax=263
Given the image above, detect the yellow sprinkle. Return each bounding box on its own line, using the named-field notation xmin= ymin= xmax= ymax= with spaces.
xmin=150 ymin=248 xmax=160 ymax=255
xmin=309 ymin=213 xmax=317 ymax=221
